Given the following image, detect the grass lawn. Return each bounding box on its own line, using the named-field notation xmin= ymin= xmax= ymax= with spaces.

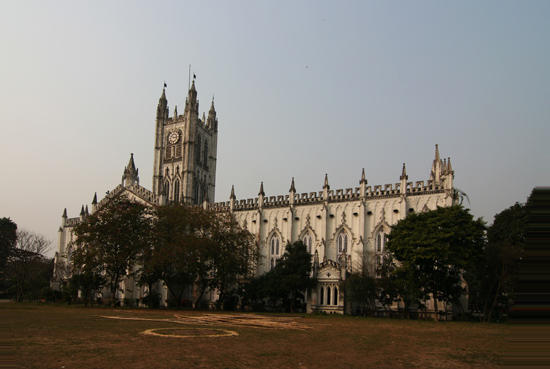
xmin=4 ymin=303 xmax=507 ymax=368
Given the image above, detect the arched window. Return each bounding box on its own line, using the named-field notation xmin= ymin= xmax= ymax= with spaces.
xmin=376 ymin=231 xmax=388 ymax=253
xmin=174 ymin=179 xmax=180 ymax=203
xmin=303 ymin=233 xmax=313 ymax=253
xmin=270 ymin=235 xmax=281 ymax=269
xmin=163 ymin=180 xmax=170 ymax=198
xmin=327 ymin=286 xmax=331 ymax=305
xmin=320 ymin=286 xmax=324 ymax=305
xmin=196 ymin=134 xmax=202 ymax=163
xmin=333 ymin=286 xmax=338 ymax=305
xmin=337 ymin=232 xmax=348 ymax=254
xmin=203 ymin=139 xmax=208 ymax=167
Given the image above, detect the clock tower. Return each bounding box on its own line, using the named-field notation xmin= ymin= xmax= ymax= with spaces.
xmin=152 ymin=81 xmax=218 ymax=205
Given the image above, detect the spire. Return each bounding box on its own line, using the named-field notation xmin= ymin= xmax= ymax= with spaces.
xmin=360 ymin=168 xmax=367 ymax=184
xmin=85 ymin=205 xmax=89 ymax=215
xmin=447 ymin=157 xmax=453 ymax=172
xmin=186 ymin=80 xmax=198 ymax=113
xmin=174 ymin=105 xmax=178 ymax=118
xmin=258 ymin=182 xmax=265 ymax=196
xmin=207 ymin=97 xmax=217 ymax=131
xmin=429 ymin=144 xmax=443 ymax=185
xmin=323 ymin=174 xmax=330 ymax=190
xmin=400 ymin=163 xmax=408 ymax=180
xmin=289 ymin=177 xmax=296 ymax=192
xmin=122 ymin=153 xmax=139 ymax=187
xmin=62 ymin=208 xmax=67 ymax=218
xmin=92 ymin=193 xmax=97 ymax=205
xmin=157 ymin=85 xmax=168 ymax=119
xmin=80 ymin=205 xmax=85 ymax=217
xmin=230 ymin=185 xmax=236 ymax=200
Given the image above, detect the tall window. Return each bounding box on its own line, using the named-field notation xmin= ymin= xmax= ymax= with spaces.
xmin=174 ymin=179 xmax=180 ymax=203
xmin=376 ymin=231 xmax=388 ymax=253
xmin=196 ymin=134 xmax=202 ymax=163
xmin=303 ymin=233 xmax=313 ymax=253
xmin=203 ymin=140 xmax=208 ymax=167
xmin=337 ymin=232 xmax=348 ymax=254
xmin=163 ymin=180 xmax=170 ymax=198
xmin=270 ymin=235 xmax=281 ymax=269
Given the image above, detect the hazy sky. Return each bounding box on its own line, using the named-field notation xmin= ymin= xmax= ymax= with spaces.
xmin=1 ymin=1 xmax=548 ymax=257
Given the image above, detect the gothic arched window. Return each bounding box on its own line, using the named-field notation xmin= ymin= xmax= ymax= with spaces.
xmin=196 ymin=134 xmax=202 ymax=163
xmin=203 ymin=139 xmax=208 ymax=168
xmin=163 ymin=180 xmax=170 ymax=198
xmin=376 ymin=231 xmax=388 ymax=253
xmin=303 ymin=233 xmax=313 ymax=253
xmin=174 ymin=179 xmax=180 ymax=203
xmin=337 ymin=232 xmax=348 ymax=254
xmin=270 ymin=235 xmax=281 ymax=269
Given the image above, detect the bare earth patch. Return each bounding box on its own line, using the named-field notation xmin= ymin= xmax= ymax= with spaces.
xmin=6 ymin=304 xmax=507 ymax=369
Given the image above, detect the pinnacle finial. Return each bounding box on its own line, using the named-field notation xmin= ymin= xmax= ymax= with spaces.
xmin=92 ymin=192 xmax=97 ymax=205
xmin=80 ymin=205 xmax=85 ymax=216
xmin=62 ymin=208 xmax=67 ymax=218
xmin=323 ymin=174 xmax=330 ymax=189
xmin=360 ymin=168 xmax=367 ymax=184
xmin=230 ymin=185 xmax=236 ymax=200
xmin=400 ymin=163 xmax=408 ymax=180
xmin=447 ymin=157 xmax=453 ymax=172
xmin=259 ymin=182 xmax=265 ymax=196
xmin=289 ymin=177 xmax=296 ymax=192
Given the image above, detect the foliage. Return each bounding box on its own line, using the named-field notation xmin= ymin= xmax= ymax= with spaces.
xmin=140 ymin=203 xmax=259 ymax=309
xmin=0 ymin=217 xmax=17 ymax=297
xmin=242 ymin=241 xmax=315 ymax=312
xmin=346 ymin=251 xmax=377 ymax=316
xmin=71 ymin=196 xmax=153 ymax=303
xmin=7 ymin=229 xmax=52 ymax=302
xmin=466 ymin=199 xmax=530 ymax=321
xmin=386 ymin=205 xmax=486 ymax=320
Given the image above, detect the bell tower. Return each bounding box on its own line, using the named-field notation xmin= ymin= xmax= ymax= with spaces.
xmin=152 ymin=81 xmax=218 ymax=205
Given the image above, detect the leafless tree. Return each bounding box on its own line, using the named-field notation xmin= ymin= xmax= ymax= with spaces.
xmin=8 ymin=229 xmax=51 ymax=302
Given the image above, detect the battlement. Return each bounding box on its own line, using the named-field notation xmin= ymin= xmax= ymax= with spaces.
xmin=210 ymin=177 xmax=448 ymax=213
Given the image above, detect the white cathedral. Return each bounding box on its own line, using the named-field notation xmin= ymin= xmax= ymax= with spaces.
xmin=55 ymin=81 xmax=458 ymax=316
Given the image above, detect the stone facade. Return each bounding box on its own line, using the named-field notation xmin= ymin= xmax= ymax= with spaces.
xmin=54 ymin=82 xmax=457 ymax=315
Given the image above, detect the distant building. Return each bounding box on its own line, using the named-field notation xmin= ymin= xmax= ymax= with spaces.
xmin=54 ymin=81 xmax=457 ymax=316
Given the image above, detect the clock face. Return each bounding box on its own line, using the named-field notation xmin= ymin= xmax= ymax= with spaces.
xmin=168 ymin=131 xmax=180 ymax=144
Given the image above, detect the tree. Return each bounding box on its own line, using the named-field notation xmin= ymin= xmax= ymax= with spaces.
xmin=193 ymin=211 xmax=259 ymax=308
xmin=7 ymin=229 xmax=51 ymax=302
xmin=71 ymin=196 xmax=153 ymax=304
xmin=387 ymin=205 xmax=486 ymax=321
xmin=0 ymin=218 xmax=17 ymax=297
xmin=467 ymin=200 xmax=530 ymax=321
xmin=144 ymin=204 xmax=259 ymax=309
xmin=346 ymin=251 xmax=377 ymax=316
xmin=246 ymin=241 xmax=315 ymax=313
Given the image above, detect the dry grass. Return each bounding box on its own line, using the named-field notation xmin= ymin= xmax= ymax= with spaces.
xmin=4 ymin=303 xmax=507 ymax=368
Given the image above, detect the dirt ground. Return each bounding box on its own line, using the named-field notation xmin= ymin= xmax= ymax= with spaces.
xmin=5 ymin=303 xmax=507 ymax=368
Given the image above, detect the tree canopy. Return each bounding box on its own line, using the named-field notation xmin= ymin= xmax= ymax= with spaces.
xmin=71 ymin=196 xmax=153 ymax=303
xmin=386 ymin=205 xmax=486 ymax=320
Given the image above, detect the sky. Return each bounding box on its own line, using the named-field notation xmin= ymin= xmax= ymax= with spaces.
xmin=1 ymin=1 xmax=549 ymax=257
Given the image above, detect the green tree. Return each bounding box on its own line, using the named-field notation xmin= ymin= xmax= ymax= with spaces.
xmin=71 ymin=196 xmax=153 ymax=304
xmin=0 ymin=218 xmax=17 ymax=297
xmin=7 ymin=229 xmax=51 ymax=302
xmin=387 ymin=205 xmax=486 ymax=321
xmin=346 ymin=251 xmax=377 ymax=316
xmin=194 ymin=211 xmax=259 ymax=309
xmin=249 ymin=241 xmax=315 ymax=313
xmin=467 ymin=200 xmax=530 ymax=321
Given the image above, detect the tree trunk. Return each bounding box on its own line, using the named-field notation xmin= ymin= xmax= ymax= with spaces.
xmin=433 ymin=292 xmax=439 ymax=321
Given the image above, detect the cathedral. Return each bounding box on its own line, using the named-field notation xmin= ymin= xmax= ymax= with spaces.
xmin=55 ymin=81 xmax=457 ymax=316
